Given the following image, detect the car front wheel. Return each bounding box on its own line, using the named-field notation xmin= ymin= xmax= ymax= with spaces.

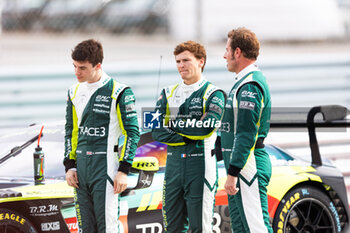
xmin=272 ymin=186 xmax=342 ymax=233
xmin=0 ymin=209 xmax=38 ymax=233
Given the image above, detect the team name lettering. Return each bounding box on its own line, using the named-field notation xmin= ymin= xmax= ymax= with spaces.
xmin=79 ymin=126 xmax=106 ymax=137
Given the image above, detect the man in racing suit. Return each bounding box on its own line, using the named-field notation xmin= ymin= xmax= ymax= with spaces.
xmin=152 ymin=41 xmax=225 ymax=233
xmin=222 ymin=28 xmax=272 ymax=232
xmin=64 ymin=39 xmax=140 ymax=233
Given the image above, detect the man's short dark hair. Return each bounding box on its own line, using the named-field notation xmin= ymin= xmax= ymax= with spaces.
xmin=228 ymin=27 xmax=260 ymax=60
xmin=71 ymin=39 xmax=104 ymax=66
xmin=173 ymin=40 xmax=207 ymax=72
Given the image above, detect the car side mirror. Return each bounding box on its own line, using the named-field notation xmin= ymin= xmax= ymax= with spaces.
xmin=125 ymin=157 xmax=159 ymax=193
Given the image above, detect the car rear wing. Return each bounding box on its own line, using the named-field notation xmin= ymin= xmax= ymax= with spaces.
xmin=270 ymin=105 xmax=350 ymax=167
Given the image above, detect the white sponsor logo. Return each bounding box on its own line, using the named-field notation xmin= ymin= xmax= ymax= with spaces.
xmin=190 ymin=97 xmax=201 ymax=104
xmin=67 ymin=222 xmax=78 ymax=231
xmin=125 ymin=103 xmax=136 ymax=112
xmin=209 ymin=103 xmax=222 ymax=115
xmin=96 ymin=95 xmax=111 ymax=102
xmin=79 ymin=126 xmax=106 ymax=137
xmin=239 ymin=101 xmax=255 ymax=110
xmin=189 ymin=111 xmax=202 ymax=116
xmin=141 ymin=177 xmax=152 ymax=187
xmin=126 ymin=113 xmax=137 ymax=117
xmin=29 ymin=204 xmax=58 ymax=216
xmin=136 ymin=223 xmax=163 ymax=233
xmin=94 ymin=103 xmax=110 ymax=109
xmin=93 ymin=108 xmax=110 ymax=114
xmin=241 ymin=90 xmax=257 ymax=98
xmin=125 ymin=95 xmax=135 ymax=102
xmin=211 ymin=96 xmax=224 ymax=107
xmin=189 ymin=105 xmax=202 ymax=109
xmin=41 ymin=221 xmax=60 ymax=231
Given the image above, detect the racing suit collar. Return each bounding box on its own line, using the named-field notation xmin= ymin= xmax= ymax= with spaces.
xmin=85 ymin=71 xmax=110 ymax=88
xmin=172 ymin=76 xmax=207 ymax=105
xmin=180 ymin=76 xmax=206 ymax=92
xmin=235 ymin=63 xmax=260 ymax=81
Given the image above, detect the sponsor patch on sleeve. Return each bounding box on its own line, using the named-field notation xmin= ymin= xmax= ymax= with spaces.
xmin=125 ymin=103 xmax=136 ymax=112
xmin=241 ymin=90 xmax=257 ymax=99
xmin=239 ymin=101 xmax=255 ymax=110
xmin=209 ymin=103 xmax=222 ymax=115
xmin=211 ymin=96 xmax=225 ymax=107
xmin=124 ymin=95 xmax=135 ymax=103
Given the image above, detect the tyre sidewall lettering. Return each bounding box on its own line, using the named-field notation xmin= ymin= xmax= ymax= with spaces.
xmin=0 ymin=209 xmax=38 ymax=233
xmin=276 ymin=192 xmax=301 ymax=232
xmin=273 ymin=186 xmax=341 ymax=233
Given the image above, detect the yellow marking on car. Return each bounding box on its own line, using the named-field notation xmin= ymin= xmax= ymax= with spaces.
xmin=147 ymin=191 xmax=162 ymax=211
xmin=217 ymin=177 xmax=226 ymax=190
xmin=136 ymin=193 xmax=152 ymax=212
xmin=267 ymin=166 xmax=322 ymax=201
xmin=0 ymin=182 xmax=74 ymax=203
xmin=132 ymin=157 xmax=159 ymax=172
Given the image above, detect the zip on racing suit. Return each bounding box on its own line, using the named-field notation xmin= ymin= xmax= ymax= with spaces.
xmin=64 ymin=72 xmax=140 ymax=233
xmin=221 ymin=64 xmax=272 ymax=233
xmin=152 ymin=78 xmax=225 ymax=233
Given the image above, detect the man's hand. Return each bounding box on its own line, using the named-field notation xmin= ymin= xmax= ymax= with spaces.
xmin=66 ymin=170 xmax=79 ymax=188
xmin=224 ymin=175 xmax=239 ymax=195
xmin=114 ymin=171 xmax=128 ymax=194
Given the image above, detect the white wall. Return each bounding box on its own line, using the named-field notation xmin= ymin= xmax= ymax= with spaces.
xmin=169 ymin=0 xmax=346 ymax=42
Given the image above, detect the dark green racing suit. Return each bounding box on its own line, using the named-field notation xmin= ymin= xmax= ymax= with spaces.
xmin=152 ymin=78 xmax=225 ymax=233
xmin=221 ymin=64 xmax=272 ymax=233
xmin=64 ymin=72 xmax=140 ymax=233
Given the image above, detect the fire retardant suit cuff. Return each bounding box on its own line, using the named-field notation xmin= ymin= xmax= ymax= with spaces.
xmin=64 ymin=159 xmax=76 ymax=173
xmin=228 ymin=164 xmax=241 ymax=177
xmin=118 ymin=161 xmax=132 ymax=175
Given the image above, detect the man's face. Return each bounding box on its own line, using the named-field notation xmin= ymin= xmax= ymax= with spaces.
xmin=223 ymin=38 xmax=237 ymax=73
xmin=175 ymin=50 xmax=204 ymax=85
xmin=73 ymin=60 xmax=100 ymax=83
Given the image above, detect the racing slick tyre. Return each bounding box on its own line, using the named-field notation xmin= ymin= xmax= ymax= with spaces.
xmin=272 ymin=186 xmax=342 ymax=233
xmin=0 ymin=208 xmax=38 ymax=233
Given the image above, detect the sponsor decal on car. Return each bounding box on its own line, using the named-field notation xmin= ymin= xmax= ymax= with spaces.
xmin=41 ymin=221 xmax=60 ymax=231
xmin=65 ymin=217 xmax=78 ymax=233
xmin=329 ymin=202 xmax=342 ymax=232
xmin=29 ymin=204 xmax=59 ymax=217
xmin=136 ymin=222 xmax=163 ymax=233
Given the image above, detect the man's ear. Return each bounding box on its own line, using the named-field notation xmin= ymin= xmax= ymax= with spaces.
xmin=234 ymin=47 xmax=242 ymax=58
xmin=95 ymin=63 xmax=102 ymax=70
xmin=198 ymin=58 xmax=205 ymax=68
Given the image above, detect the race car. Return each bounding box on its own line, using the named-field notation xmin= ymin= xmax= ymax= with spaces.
xmin=0 ymin=105 xmax=349 ymax=233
